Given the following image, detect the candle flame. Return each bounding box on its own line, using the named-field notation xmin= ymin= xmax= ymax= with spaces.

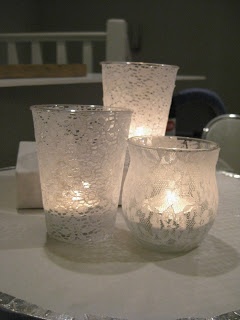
xmin=72 ymin=182 xmax=90 ymax=201
xmin=72 ymin=190 xmax=82 ymax=201
xmin=152 ymin=190 xmax=186 ymax=214
xmin=82 ymin=181 xmax=90 ymax=189
xmin=166 ymin=190 xmax=178 ymax=206
xmin=134 ymin=127 xmax=145 ymax=136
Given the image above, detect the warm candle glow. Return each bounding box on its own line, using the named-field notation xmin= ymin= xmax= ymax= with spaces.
xmin=141 ymin=189 xmax=198 ymax=230
xmin=31 ymin=104 xmax=132 ymax=243
xmin=133 ymin=126 xmax=151 ymax=137
xmin=72 ymin=181 xmax=91 ymax=201
xmin=82 ymin=181 xmax=90 ymax=189
xmin=102 ymin=62 xmax=179 ymax=137
xmin=72 ymin=190 xmax=82 ymax=201
xmin=166 ymin=190 xmax=178 ymax=207
xmin=122 ymin=136 xmax=220 ymax=252
xmin=153 ymin=190 xmax=193 ymax=214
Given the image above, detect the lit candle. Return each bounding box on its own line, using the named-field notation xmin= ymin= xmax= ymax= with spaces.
xmin=132 ymin=126 xmax=151 ymax=137
xmin=102 ymin=62 xmax=179 ymax=138
xmin=140 ymin=190 xmax=198 ymax=231
xmin=122 ymin=135 xmax=220 ymax=252
xmin=31 ymin=104 xmax=132 ymax=244
xmin=49 ymin=180 xmax=100 ymax=215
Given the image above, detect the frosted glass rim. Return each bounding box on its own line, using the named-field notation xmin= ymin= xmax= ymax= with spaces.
xmin=30 ymin=104 xmax=133 ymax=114
xmin=128 ymin=136 xmax=220 ymax=152
xmin=101 ymin=61 xmax=179 ymax=70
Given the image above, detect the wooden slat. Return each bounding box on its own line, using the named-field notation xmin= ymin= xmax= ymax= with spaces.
xmin=0 ymin=19 xmax=130 ymax=71
xmin=82 ymin=41 xmax=93 ymax=73
xmin=56 ymin=40 xmax=67 ymax=64
xmin=7 ymin=42 xmax=18 ymax=64
xmin=0 ymin=64 xmax=87 ymax=78
xmin=31 ymin=41 xmax=43 ymax=64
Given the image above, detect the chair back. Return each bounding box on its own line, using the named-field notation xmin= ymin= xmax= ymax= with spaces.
xmin=202 ymin=114 xmax=240 ymax=174
xmin=171 ymin=88 xmax=226 ymax=138
xmin=0 ymin=19 xmax=131 ymax=73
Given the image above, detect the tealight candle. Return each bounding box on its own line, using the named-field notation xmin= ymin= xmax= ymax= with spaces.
xmin=101 ymin=62 xmax=179 ymax=204
xmin=101 ymin=62 xmax=179 ymax=137
xmin=122 ymin=136 xmax=220 ymax=252
xmin=31 ymin=104 xmax=132 ymax=244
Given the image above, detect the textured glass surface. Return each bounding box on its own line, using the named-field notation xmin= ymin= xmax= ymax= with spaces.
xmin=122 ymin=136 xmax=220 ymax=252
xmin=0 ymin=290 xmax=239 ymax=320
xmin=31 ymin=105 xmax=132 ymax=244
xmin=102 ymin=62 xmax=179 ymax=137
xmin=0 ymin=292 xmax=77 ymax=319
xmin=177 ymin=310 xmax=240 ymax=320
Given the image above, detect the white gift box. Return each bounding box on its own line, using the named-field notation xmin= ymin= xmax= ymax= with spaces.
xmin=16 ymin=141 xmax=43 ymax=209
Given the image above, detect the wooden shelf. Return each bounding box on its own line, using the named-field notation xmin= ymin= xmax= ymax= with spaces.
xmin=0 ymin=64 xmax=87 ymax=79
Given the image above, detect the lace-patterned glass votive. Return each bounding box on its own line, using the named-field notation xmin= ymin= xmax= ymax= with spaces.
xmin=101 ymin=62 xmax=179 ymax=137
xmin=122 ymin=136 xmax=220 ymax=252
xmin=31 ymin=105 xmax=132 ymax=244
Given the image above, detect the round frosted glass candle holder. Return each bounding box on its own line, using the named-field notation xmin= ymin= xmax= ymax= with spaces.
xmin=122 ymin=136 xmax=220 ymax=252
xmin=101 ymin=62 xmax=179 ymax=137
xmin=31 ymin=105 xmax=132 ymax=244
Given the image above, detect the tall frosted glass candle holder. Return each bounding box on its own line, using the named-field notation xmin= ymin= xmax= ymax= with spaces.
xmin=101 ymin=62 xmax=179 ymax=137
xmin=122 ymin=136 xmax=220 ymax=252
xmin=31 ymin=105 xmax=132 ymax=244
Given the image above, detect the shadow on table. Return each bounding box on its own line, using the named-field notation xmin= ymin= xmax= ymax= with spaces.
xmin=154 ymin=234 xmax=240 ymax=277
xmin=44 ymin=224 xmax=240 ymax=276
xmin=44 ymin=226 xmax=185 ymax=275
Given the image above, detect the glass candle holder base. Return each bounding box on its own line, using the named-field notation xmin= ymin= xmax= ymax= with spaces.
xmin=31 ymin=105 xmax=132 ymax=245
xmin=125 ymin=218 xmax=215 ymax=253
xmin=122 ymin=136 xmax=220 ymax=253
xmin=45 ymin=206 xmax=116 ymax=244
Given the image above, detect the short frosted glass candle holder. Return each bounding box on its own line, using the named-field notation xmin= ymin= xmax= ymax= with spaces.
xmin=31 ymin=105 xmax=132 ymax=244
xmin=122 ymin=136 xmax=220 ymax=252
xmin=101 ymin=62 xmax=179 ymax=137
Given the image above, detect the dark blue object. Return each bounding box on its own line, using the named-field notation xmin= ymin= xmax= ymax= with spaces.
xmin=170 ymin=88 xmax=227 ymax=137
